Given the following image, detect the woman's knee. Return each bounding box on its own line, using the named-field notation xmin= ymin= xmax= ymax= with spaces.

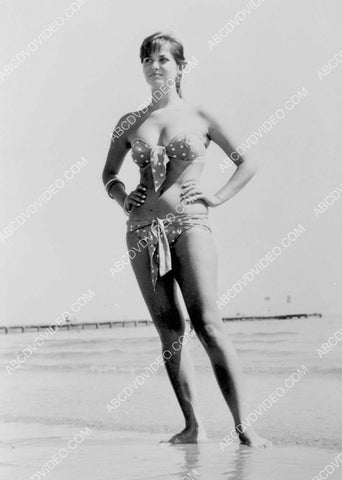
xmin=199 ymin=324 xmax=224 ymax=347
xmin=157 ymin=322 xmax=186 ymax=347
xmin=191 ymin=308 xmax=223 ymax=346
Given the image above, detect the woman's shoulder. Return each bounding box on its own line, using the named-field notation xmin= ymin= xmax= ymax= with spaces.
xmin=115 ymin=107 xmax=148 ymax=126
xmin=186 ymin=103 xmax=220 ymax=133
xmin=113 ymin=108 xmax=149 ymax=144
xmin=193 ymin=104 xmax=228 ymax=137
xmin=192 ymin=103 xmax=217 ymax=123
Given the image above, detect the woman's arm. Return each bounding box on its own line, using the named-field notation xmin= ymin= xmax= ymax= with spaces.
xmin=206 ymin=108 xmax=257 ymax=205
xmin=180 ymin=107 xmax=257 ymax=207
xmin=213 ymin=154 xmax=257 ymax=206
xmin=102 ymin=114 xmax=131 ymax=209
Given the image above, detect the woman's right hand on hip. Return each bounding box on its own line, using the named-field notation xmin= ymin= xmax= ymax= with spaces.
xmin=126 ymin=184 xmax=147 ymax=208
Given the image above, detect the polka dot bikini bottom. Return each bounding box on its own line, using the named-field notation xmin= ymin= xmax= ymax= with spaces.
xmin=126 ymin=213 xmax=212 ymax=291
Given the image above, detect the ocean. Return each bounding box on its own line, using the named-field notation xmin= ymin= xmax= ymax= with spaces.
xmin=1 ymin=314 xmax=341 ymax=479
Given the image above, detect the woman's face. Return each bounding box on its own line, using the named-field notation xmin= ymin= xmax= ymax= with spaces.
xmin=142 ymin=42 xmax=180 ymax=90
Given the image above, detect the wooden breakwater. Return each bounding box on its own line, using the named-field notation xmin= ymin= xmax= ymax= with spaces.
xmin=0 ymin=313 xmax=322 ymax=334
xmin=222 ymin=312 xmax=322 ymax=322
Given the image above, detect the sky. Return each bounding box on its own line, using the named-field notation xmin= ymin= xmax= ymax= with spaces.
xmin=1 ymin=0 xmax=342 ymax=325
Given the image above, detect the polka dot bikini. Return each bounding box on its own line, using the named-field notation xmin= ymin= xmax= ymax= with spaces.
xmin=131 ymin=131 xmax=210 ymax=192
xmin=127 ymin=214 xmax=212 ymax=291
xmin=127 ymin=131 xmax=211 ymax=290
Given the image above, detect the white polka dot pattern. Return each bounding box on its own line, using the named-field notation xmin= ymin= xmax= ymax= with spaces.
xmin=126 ymin=213 xmax=211 ymax=291
xmin=130 ymin=133 xmax=209 ymax=189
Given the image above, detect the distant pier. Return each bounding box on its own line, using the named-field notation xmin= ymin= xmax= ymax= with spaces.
xmin=0 ymin=313 xmax=322 ymax=334
xmin=222 ymin=313 xmax=322 ymax=322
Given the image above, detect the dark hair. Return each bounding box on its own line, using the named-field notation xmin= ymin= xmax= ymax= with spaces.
xmin=139 ymin=32 xmax=188 ymax=98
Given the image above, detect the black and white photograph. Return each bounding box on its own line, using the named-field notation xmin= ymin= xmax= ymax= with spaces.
xmin=1 ymin=1 xmax=342 ymax=479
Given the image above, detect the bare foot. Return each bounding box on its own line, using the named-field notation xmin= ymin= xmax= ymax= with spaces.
xmin=238 ymin=427 xmax=272 ymax=448
xmin=160 ymin=424 xmax=207 ymax=444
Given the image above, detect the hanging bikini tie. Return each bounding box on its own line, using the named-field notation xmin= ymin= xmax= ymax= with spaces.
xmin=148 ymin=218 xmax=172 ymax=290
xmin=150 ymin=145 xmax=169 ymax=192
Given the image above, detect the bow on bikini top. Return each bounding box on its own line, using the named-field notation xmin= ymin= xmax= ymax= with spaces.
xmin=131 ymin=131 xmax=210 ymax=192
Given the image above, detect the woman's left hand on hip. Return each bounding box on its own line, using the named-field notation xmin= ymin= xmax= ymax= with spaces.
xmin=180 ymin=181 xmax=221 ymax=207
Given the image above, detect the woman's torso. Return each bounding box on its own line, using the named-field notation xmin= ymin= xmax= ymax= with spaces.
xmin=126 ymin=103 xmax=210 ymax=221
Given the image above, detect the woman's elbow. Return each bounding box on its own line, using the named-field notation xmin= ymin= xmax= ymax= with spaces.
xmin=102 ymin=168 xmax=108 ymax=184
xmin=237 ymin=155 xmax=258 ymax=177
xmin=243 ymin=156 xmax=258 ymax=177
xmin=102 ymin=165 xmax=114 ymax=185
xmin=249 ymin=160 xmax=258 ymax=177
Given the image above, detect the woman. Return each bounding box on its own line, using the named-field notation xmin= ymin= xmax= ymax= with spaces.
xmin=102 ymin=32 xmax=270 ymax=447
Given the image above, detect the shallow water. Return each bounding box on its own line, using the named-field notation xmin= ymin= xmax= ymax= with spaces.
xmin=1 ymin=315 xmax=341 ymax=479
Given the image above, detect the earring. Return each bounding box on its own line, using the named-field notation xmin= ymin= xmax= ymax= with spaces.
xmin=175 ymin=70 xmax=182 ymax=85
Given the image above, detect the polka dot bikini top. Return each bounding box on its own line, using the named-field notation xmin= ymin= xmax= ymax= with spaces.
xmin=130 ymin=131 xmax=210 ymax=192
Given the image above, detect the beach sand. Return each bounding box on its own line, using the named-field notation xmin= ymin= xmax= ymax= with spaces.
xmin=1 ymin=423 xmax=341 ymax=480
xmin=1 ymin=315 xmax=341 ymax=479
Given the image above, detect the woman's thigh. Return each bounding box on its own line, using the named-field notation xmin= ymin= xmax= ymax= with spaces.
xmin=171 ymin=226 xmax=221 ymax=328
xmin=126 ymin=232 xmax=186 ymax=336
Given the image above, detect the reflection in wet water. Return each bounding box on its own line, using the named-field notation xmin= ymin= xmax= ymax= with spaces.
xmin=170 ymin=441 xmax=253 ymax=480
